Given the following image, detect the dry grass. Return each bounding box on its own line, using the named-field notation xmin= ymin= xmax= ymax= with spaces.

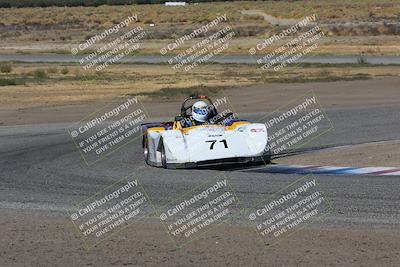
xmin=1 ymin=1 xmax=399 ymax=27
xmin=0 ymin=1 xmax=400 ymax=56
xmin=0 ymin=62 xmax=399 ymax=108
xmin=1 ymin=36 xmax=399 ymax=56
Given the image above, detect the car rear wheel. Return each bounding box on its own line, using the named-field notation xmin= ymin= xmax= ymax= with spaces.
xmin=263 ymin=146 xmax=272 ymax=164
xmin=143 ymin=134 xmax=149 ymax=165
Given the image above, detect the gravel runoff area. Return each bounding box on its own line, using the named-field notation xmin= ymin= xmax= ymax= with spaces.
xmin=1 ymin=216 xmax=400 ymax=266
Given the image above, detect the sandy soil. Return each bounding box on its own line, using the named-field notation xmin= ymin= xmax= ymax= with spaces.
xmin=222 ymin=76 xmax=400 ymax=113
xmin=1 ymin=215 xmax=399 ymax=266
xmin=276 ymin=140 xmax=400 ymax=167
xmin=1 ymin=76 xmax=400 ymax=126
xmin=3 ymin=63 xmax=398 ymax=110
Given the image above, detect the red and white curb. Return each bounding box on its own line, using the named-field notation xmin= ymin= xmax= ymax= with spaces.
xmin=245 ymin=164 xmax=400 ymax=176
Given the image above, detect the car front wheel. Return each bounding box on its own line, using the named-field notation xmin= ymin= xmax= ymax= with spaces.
xmin=159 ymin=138 xmax=167 ymax=169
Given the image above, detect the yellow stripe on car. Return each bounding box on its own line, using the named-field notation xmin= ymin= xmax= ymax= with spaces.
xmin=147 ymin=127 xmax=165 ymax=132
xmin=181 ymin=121 xmax=250 ymax=134
xmin=225 ymin=121 xmax=250 ymax=130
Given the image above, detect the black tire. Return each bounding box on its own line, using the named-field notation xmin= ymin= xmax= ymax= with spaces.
xmin=159 ymin=138 xmax=167 ymax=169
xmin=143 ymin=134 xmax=150 ymax=165
xmin=263 ymin=146 xmax=272 ymax=164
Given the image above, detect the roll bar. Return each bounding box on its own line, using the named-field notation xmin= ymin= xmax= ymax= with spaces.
xmin=180 ymin=94 xmax=218 ymax=117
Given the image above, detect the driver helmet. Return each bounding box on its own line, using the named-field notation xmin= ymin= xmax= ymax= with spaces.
xmin=192 ymin=100 xmax=209 ymax=123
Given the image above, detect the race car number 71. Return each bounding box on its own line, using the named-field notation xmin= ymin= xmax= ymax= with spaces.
xmin=206 ymin=139 xmax=228 ymax=150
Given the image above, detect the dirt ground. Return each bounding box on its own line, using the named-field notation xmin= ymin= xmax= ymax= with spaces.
xmin=1 ymin=215 xmax=399 ymax=267
xmin=1 ymin=1 xmax=400 ymax=56
xmin=1 ymin=76 xmax=400 ymax=126
xmin=2 ymin=63 xmax=398 ymax=110
xmin=276 ymin=140 xmax=400 ymax=167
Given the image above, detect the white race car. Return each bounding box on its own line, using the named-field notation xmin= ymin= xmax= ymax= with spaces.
xmin=141 ymin=95 xmax=270 ymax=168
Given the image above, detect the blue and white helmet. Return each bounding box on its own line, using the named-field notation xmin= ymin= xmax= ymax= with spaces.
xmin=192 ymin=101 xmax=209 ymax=123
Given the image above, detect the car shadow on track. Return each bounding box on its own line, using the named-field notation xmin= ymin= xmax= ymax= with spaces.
xmin=199 ymin=145 xmax=332 ymax=171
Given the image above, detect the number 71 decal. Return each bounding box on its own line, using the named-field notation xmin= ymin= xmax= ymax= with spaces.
xmin=206 ymin=139 xmax=228 ymax=150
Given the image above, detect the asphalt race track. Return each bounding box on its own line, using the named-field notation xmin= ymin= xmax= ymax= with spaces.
xmin=1 ymin=105 xmax=400 ymax=231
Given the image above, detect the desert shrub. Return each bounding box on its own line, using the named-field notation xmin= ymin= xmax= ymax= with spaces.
xmin=61 ymin=68 xmax=69 ymax=74
xmin=0 ymin=78 xmax=25 ymax=86
xmin=33 ymin=69 xmax=47 ymax=78
xmin=0 ymin=62 xmax=12 ymax=73
xmin=242 ymin=14 xmax=264 ymax=21
xmin=46 ymin=67 xmax=58 ymax=74
xmin=234 ymin=25 xmax=266 ymax=37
